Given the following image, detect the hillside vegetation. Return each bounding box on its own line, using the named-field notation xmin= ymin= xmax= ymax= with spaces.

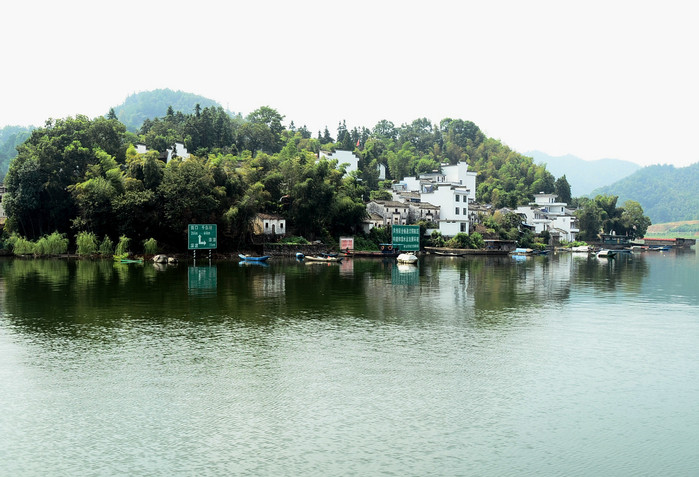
xmin=593 ymin=164 xmax=699 ymax=224
xmin=2 ymin=103 xmax=563 ymax=250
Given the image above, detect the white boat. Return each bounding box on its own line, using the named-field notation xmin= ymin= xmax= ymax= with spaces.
xmin=304 ymin=254 xmax=342 ymax=262
xmin=571 ymin=245 xmax=592 ymax=253
xmin=596 ymin=249 xmax=617 ymax=259
xmin=396 ymin=252 xmax=418 ymax=264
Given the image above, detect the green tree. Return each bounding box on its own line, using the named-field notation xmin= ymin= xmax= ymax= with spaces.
xmin=244 ymin=106 xmax=285 ymax=154
xmin=619 ymin=200 xmax=651 ymax=239
xmin=372 ymin=120 xmax=397 ymax=141
xmin=70 ymin=176 xmax=118 ymax=238
xmin=594 ymin=194 xmax=621 ymax=234
xmin=554 ymin=175 xmax=572 ymax=204
xmin=287 ymin=159 xmax=343 ymax=239
xmin=157 ymin=158 xmax=224 ymax=239
xmin=386 ymin=142 xmax=418 ymax=180
xmin=3 ymin=116 xmax=127 ymax=239
xmin=575 ymin=198 xmax=604 ymax=241
xmin=446 ymin=232 xmax=472 ymax=249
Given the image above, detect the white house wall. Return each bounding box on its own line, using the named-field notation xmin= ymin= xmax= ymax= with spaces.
xmin=442 ymin=162 xmax=477 ymax=201
xmin=438 ymin=221 xmax=463 ymax=236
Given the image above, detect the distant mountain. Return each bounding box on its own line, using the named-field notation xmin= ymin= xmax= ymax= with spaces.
xmin=109 ymin=89 xmax=227 ymax=132
xmin=527 ymin=151 xmax=640 ymax=197
xmin=1 ymin=125 xmax=34 ymax=180
xmin=592 ymin=163 xmax=699 ymax=224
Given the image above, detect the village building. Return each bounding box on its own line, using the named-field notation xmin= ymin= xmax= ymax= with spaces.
xmin=366 ymin=200 xmax=410 ymax=226
xmin=361 ymin=213 xmax=384 ymax=234
xmin=252 ymin=213 xmax=286 ymax=236
xmin=379 ymin=161 xmax=477 ymax=237
xmin=408 ymin=201 xmax=439 ymax=224
xmin=515 ymin=193 xmax=579 ymax=243
xmin=420 ymin=182 xmax=472 ymax=236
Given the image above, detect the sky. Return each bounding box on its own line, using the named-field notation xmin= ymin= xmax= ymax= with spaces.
xmin=2 ymin=0 xmax=698 ymax=168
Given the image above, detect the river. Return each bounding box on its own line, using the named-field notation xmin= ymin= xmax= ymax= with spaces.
xmin=1 ymin=250 xmax=698 ymax=476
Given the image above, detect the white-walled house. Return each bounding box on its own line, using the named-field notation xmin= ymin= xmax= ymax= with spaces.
xmin=516 ymin=193 xmax=579 ymax=242
xmin=362 ymin=213 xmax=384 ymax=234
xmin=392 ymin=177 xmax=422 ymax=193
xmin=363 ymin=161 xmax=481 ymax=237
xmin=367 ymin=161 xmax=478 ymax=237
xmin=420 ymin=183 xmax=472 ymax=235
xmin=366 ymin=200 xmax=410 ymax=226
xmin=441 ymin=162 xmax=477 ymax=202
xmin=166 ymin=142 xmax=190 ymax=162
xmin=408 ymin=202 xmax=439 ymax=224
xmin=391 ymin=162 xmax=476 ymax=200
xmin=252 ymin=213 xmax=287 ymax=236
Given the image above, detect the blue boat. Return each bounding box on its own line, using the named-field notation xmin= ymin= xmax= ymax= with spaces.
xmin=238 ymin=260 xmax=269 ymax=267
xmin=238 ymin=254 xmax=270 ymax=262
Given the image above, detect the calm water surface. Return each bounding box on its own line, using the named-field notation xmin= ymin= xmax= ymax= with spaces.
xmin=1 ymin=250 xmax=699 ymax=476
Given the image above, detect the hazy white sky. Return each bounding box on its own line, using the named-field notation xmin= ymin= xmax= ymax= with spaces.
xmin=2 ymin=0 xmax=697 ymax=167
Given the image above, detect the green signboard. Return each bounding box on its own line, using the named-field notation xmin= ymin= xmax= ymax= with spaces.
xmin=188 ymin=224 xmax=218 ymax=250
xmin=392 ymin=225 xmax=420 ymax=251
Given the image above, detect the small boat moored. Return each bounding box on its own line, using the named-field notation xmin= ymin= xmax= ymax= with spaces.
xmin=596 ymin=249 xmax=617 ymax=259
xmin=238 ymin=254 xmax=270 ymax=262
xmin=397 ymin=252 xmax=418 ymax=264
xmin=396 ymin=252 xmax=418 ymax=264
xmin=304 ymin=254 xmax=343 ymax=262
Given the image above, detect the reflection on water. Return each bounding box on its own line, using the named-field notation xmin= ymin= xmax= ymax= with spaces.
xmin=1 ymin=251 xmax=698 ymax=476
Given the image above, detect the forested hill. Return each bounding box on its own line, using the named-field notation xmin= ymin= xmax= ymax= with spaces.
xmin=528 ymin=151 xmax=640 ymax=196
xmin=592 ymin=163 xmax=699 ymax=224
xmin=110 ymin=89 xmax=233 ymax=132
xmin=3 ymin=102 xmax=568 ymax=247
